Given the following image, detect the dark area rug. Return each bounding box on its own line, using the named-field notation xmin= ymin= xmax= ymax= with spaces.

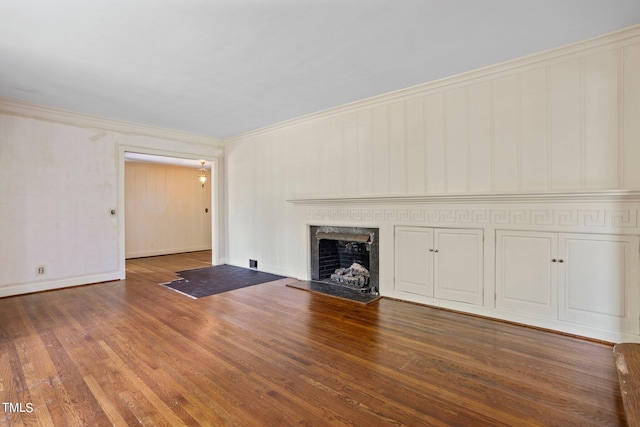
xmin=287 ymin=281 xmax=381 ymax=304
xmin=162 ymin=265 xmax=287 ymax=298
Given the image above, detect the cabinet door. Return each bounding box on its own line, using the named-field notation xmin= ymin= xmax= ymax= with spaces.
xmin=496 ymin=231 xmax=558 ymax=318
xmin=394 ymin=227 xmax=433 ymax=296
xmin=558 ymin=234 xmax=639 ymax=332
xmin=434 ymin=229 xmax=483 ymax=305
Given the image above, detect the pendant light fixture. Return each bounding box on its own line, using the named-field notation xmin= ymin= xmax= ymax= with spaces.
xmin=198 ymin=161 xmax=207 ymax=187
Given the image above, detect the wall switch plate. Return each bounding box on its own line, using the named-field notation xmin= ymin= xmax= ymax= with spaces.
xmin=249 ymin=259 xmax=258 ymax=269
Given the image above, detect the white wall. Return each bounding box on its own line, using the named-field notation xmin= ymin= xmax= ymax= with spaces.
xmin=0 ymin=101 xmax=223 ymax=297
xmin=125 ymin=162 xmax=212 ymax=258
xmin=226 ymin=26 xmax=640 ymax=275
xmin=223 ymin=26 xmax=640 ymax=341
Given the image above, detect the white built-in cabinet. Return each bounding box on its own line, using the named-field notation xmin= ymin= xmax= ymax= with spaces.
xmin=394 ymin=226 xmax=483 ymax=305
xmin=496 ymin=230 xmax=639 ymax=333
xmin=495 ymin=231 xmax=558 ymax=318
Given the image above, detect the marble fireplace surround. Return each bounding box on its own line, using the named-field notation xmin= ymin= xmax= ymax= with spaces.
xmin=309 ymin=225 xmax=379 ymax=292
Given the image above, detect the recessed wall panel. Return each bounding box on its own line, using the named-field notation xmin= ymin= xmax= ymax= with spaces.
xmin=549 ymin=59 xmax=582 ymax=190
xmin=357 ymin=109 xmax=374 ymax=195
xmin=520 ymin=67 xmax=549 ymax=191
xmin=468 ymin=82 xmax=492 ymax=192
xmin=406 ymin=97 xmax=426 ymax=195
xmin=493 ymin=75 xmax=520 ymax=191
xmin=372 ymin=105 xmax=390 ymax=195
xmin=425 ymin=93 xmax=446 ymax=194
xmin=343 ymin=112 xmax=359 ymax=197
xmin=389 ymin=102 xmax=406 ymax=195
xmin=623 ymin=44 xmax=640 ymax=188
xmin=584 ymin=50 xmax=620 ymax=189
xmin=445 ymin=88 xmax=468 ymax=193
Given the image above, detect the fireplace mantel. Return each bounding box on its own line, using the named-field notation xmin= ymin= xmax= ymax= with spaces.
xmin=288 ymin=190 xmax=640 ymax=205
xmin=295 ymin=192 xmax=640 ymax=342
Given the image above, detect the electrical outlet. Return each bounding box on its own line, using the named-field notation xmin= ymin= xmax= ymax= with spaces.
xmin=37 ymin=266 xmax=45 ymax=275
xmin=249 ymin=259 xmax=258 ymax=269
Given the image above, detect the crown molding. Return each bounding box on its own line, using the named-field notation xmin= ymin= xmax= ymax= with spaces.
xmin=288 ymin=190 xmax=640 ymax=205
xmin=0 ymin=97 xmax=224 ymax=148
xmin=226 ymin=23 xmax=640 ymax=144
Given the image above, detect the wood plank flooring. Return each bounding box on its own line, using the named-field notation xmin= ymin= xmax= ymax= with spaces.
xmin=0 ymin=251 xmax=626 ymax=426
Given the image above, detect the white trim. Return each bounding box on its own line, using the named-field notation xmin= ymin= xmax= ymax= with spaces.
xmin=126 ymin=246 xmax=213 ymax=260
xmin=288 ymin=190 xmax=640 ymax=205
xmin=0 ymin=97 xmax=224 ymax=147
xmin=226 ymin=24 xmax=640 ymax=144
xmin=387 ymin=290 xmax=640 ymax=344
xmin=210 ymin=158 xmax=226 ymax=267
xmin=0 ymin=272 xmax=121 ymax=298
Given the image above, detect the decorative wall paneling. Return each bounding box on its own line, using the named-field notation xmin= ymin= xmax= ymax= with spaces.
xmin=226 ymin=27 xmax=640 ymax=197
xmin=624 ymin=43 xmax=640 ymax=189
xmin=124 ymin=162 xmax=212 ymax=258
xmin=293 ymin=198 xmax=640 ymax=343
xmin=258 ymin=44 xmax=640 ymax=198
xmin=298 ymin=198 xmax=640 ymax=231
xmin=223 ymin=26 xmax=640 ymax=341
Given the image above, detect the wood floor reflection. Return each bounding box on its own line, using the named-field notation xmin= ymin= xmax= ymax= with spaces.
xmin=0 ymin=251 xmax=625 ymax=426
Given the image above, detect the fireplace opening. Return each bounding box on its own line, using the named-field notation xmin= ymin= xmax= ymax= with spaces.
xmin=310 ymin=226 xmax=379 ymax=294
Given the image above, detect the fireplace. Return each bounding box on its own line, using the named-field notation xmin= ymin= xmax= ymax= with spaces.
xmin=310 ymin=226 xmax=379 ymax=294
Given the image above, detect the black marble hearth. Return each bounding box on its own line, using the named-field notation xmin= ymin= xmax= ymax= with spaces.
xmin=286 ymin=280 xmax=381 ymax=304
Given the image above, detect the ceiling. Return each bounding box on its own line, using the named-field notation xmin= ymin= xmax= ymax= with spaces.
xmin=1 ymin=1 xmax=639 ymax=140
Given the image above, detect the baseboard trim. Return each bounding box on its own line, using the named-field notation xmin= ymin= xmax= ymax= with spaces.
xmin=126 ymin=246 xmax=213 ymax=259
xmin=0 ymin=271 xmax=122 ymax=298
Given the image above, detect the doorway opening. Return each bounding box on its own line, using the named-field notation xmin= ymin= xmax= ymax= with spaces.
xmin=118 ymin=149 xmax=220 ymax=278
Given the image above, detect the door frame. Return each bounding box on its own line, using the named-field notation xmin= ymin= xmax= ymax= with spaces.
xmin=117 ymin=145 xmax=223 ymax=279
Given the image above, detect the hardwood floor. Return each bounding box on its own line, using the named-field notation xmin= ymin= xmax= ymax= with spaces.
xmin=0 ymin=251 xmax=626 ymax=426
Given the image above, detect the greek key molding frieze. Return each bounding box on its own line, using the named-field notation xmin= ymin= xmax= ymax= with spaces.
xmin=304 ymin=207 xmax=638 ymax=229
